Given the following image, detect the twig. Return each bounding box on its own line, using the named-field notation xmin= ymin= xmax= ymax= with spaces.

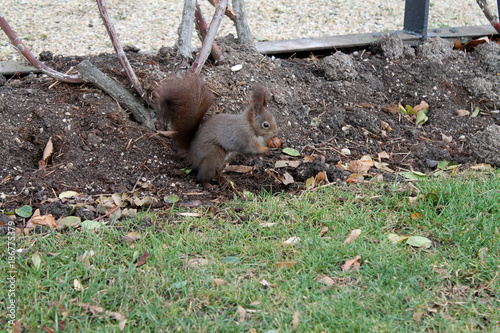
xmin=207 ymin=0 xmax=237 ymax=21
xmin=476 ymin=0 xmax=500 ymax=33
xmin=195 ymin=2 xmax=224 ymax=65
xmin=0 ymin=12 xmax=82 ymax=83
xmin=191 ymin=0 xmax=228 ymax=74
xmin=95 ymin=0 xmax=152 ymax=106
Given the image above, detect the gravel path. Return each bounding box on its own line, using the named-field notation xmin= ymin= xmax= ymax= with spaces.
xmin=0 ymin=0 xmax=494 ymax=61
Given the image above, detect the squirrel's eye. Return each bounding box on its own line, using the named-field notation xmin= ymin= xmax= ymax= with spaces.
xmin=263 ymin=122 xmax=269 ymax=128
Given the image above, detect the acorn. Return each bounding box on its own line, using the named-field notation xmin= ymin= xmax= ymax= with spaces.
xmin=267 ymin=137 xmax=282 ymax=148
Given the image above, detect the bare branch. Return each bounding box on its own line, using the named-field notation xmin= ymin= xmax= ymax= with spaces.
xmin=76 ymin=60 xmax=155 ymax=129
xmin=95 ymin=0 xmax=149 ymax=102
xmin=195 ymin=3 xmax=224 ymax=65
xmin=191 ymin=0 xmax=228 ymax=74
xmin=207 ymin=0 xmax=237 ymax=21
xmin=0 ymin=11 xmax=82 ymax=83
xmin=476 ymin=0 xmax=500 ymax=33
xmin=178 ymin=0 xmax=197 ymax=59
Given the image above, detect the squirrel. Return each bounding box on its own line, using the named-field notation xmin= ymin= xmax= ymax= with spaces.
xmin=154 ymin=72 xmax=278 ymax=188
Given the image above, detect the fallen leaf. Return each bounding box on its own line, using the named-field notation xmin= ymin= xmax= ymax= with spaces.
xmin=456 ymin=109 xmax=470 ymax=117
xmin=39 ymin=136 xmax=53 ymax=169
xmin=178 ymin=212 xmax=201 ymax=217
xmin=317 ymin=275 xmax=335 ymax=287
xmin=74 ymin=279 xmax=84 ymax=292
xmin=15 ymin=204 xmax=33 ymax=218
xmin=305 ymin=176 xmax=315 ymax=189
xmin=224 ymin=165 xmax=254 ymax=173
xmin=260 ymin=222 xmax=277 ymax=227
xmin=260 ymin=279 xmax=271 ymax=288
xmin=56 ymin=216 xmax=81 ymax=230
xmin=26 ymin=212 xmax=57 ymax=231
xmin=344 ymin=229 xmax=362 ymax=244
xmin=319 ymin=226 xmax=329 ymax=236
xmin=469 ymin=163 xmax=492 ymax=171
xmin=187 ymin=258 xmax=211 ymax=268
xmin=136 ymin=252 xmax=150 ymax=266
xmin=282 ymin=147 xmax=300 ymax=156
xmin=441 ymin=133 xmax=453 ymax=143
xmin=291 ymin=311 xmax=300 ymax=330
xmin=411 ymin=212 xmax=421 ymax=220
xmin=413 ymin=101 xmax=429 ymax=113
xmin=213 ymin=278 xmax=227 ymax=286
xmin=347 ymin=160 xmax=371 ymax=174
xmin=346 ymin=173 xmax=364 ymax=183
xmin=388 ymin=233 xmax=411 ymax=244
xmin=406 ymin=236 xmax=432 ymax=249
xmin=413 ymin=311 xmax=424 ymax=321
xmin=59 ymin=190 xmax=79 ymax=199
xmin=341 ymin=255 xmax=361 ymax=272
xmin=274 ymin=261 xmax=298 ymax=269
xmin=124 ymin=231 xmax=141 ymax=244
xmin=80 ymin=220 xmax=105 ymax=230
xmin=283 ymin=236 xmax=301 ymax=247
xmin=374 ymin=161 xmax=394 ymax=173
xmin=282 ymin=172 xmax=295 ymax=185
xmin=32 ymin=252 xmax=42 ymax=271
xmin=378 ymin=151 xmax=390 ymax=159
xmin=237 ymin=305 xmax=246 ymax=323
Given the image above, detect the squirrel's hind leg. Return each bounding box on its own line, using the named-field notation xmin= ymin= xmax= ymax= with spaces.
xmin=195 ymin=147 xmax=226 ymax=189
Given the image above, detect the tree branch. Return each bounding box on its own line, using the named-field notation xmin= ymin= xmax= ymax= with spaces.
xmin=95 ymin=0 xmax=151 ymax=104
xmin=191 ymin=0 xmax=228 ymax=74
xmin=0 ymin=11 xmax=82 ymax=83
xmin=195 ymin=2 xmax=224 ymax=65
xmin=476 ymin=0 xmax=500 ymax=33
xmin=232 ymin=0 xmax=255 ymax=46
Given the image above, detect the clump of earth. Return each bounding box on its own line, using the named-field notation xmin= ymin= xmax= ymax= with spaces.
xmin=1 ymin=34 xmax=499 ymax=218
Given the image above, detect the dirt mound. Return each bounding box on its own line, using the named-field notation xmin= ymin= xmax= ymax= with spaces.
xmin=1 ymin=35 xmax=499 ymax=212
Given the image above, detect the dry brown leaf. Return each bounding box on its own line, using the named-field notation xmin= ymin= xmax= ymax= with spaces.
xmin=347 ymin=160 xmax=371 ymax=174
xmin=26 ymin=210 xmax=57 ymax=229
xmin=319 ymin=226 xmax=329 ymax=236
xmin=344 ymin=229 xmax=362 ymax=244
xmin=274 ymin=261 xmax=298 ymax=269
xmin=317 ymin=275 xmax=335 ymax=287
xmin=345 ymin=173 xmax=364 ymax=183
xmin=237 ymin=305 xmax=246 ymax=323
xmin=316 ymin=171 xmax=326 ymax=183
xmin=441 ymin=133 xmax=452 ymax=143
xmin=378 ymin=151 xmax=390 ymax=159
xmin=456 ymin=109 xmax=470 ymax=117
xmin=341 ymin=255 xmax=361 ymax=272
xmin=39 ymin=136 xmax=53 ymax=169
xmin=136 ymin=252 xmax=150 ymax=266
xmin=73 ymin=279 xmax=84 ymax=292
xmin=291 ymin=311 xmax=300 ymax=330
xmin=282 ymin=171 xmax=295 ymax=185
xmin=413 ymin=311 xmax=424 ymax=321
xmin=124 ymin=231 xmax=141 ymax=244
xmin=260 ymin=279 xmax=271 ymax=288
xmin=224 ymin=165 xmax=254 ymax=174
xmin=260 ymin=222 xmax=277 ymax=228
xmin=413 ymin=101 xmax=429 ymax=113
xmin=213 ymin=278 xmax=227 ymax=286
xmin=187 ymin=258 xmax=212 ymax=268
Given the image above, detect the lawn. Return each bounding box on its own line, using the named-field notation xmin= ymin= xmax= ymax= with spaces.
xmin=2 ymin=170 xmax=499 ymax=332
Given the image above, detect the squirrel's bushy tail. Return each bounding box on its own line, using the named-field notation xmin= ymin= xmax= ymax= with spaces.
xmin=154 ymin=73 xmax=213 ymax=152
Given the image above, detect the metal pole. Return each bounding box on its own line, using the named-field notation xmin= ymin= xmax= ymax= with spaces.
xmin=403 ymin=0 xmax=430 ymax=39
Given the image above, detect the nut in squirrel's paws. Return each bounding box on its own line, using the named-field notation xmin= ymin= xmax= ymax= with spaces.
xmin=267 ymin=137 xmax=282 ymax=149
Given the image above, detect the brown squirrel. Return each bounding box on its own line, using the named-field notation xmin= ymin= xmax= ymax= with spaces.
xmin=154 ymin=73 xmax=278 ymax=188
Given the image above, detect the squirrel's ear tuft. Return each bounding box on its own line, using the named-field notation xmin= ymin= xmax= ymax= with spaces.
xmin=252 ymin=85 xmax=268 ymax=108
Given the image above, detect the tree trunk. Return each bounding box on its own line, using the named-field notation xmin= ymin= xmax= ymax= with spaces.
xmin=178 ymin=0 xmax=197 ymax=59
xmin=232 ymin=0 xmax=254 ymax=47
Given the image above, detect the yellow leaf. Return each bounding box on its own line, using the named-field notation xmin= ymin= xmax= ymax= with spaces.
xmin=274 ymin=261 xmax=298 ymax=269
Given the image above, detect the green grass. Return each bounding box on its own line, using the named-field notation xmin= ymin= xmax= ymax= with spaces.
xmin=2 ymin=171 xmax=499 ymax=332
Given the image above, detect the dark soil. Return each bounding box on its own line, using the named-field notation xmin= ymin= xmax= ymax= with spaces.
xmin=1 ymin=35 xmax=499 ymax=217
